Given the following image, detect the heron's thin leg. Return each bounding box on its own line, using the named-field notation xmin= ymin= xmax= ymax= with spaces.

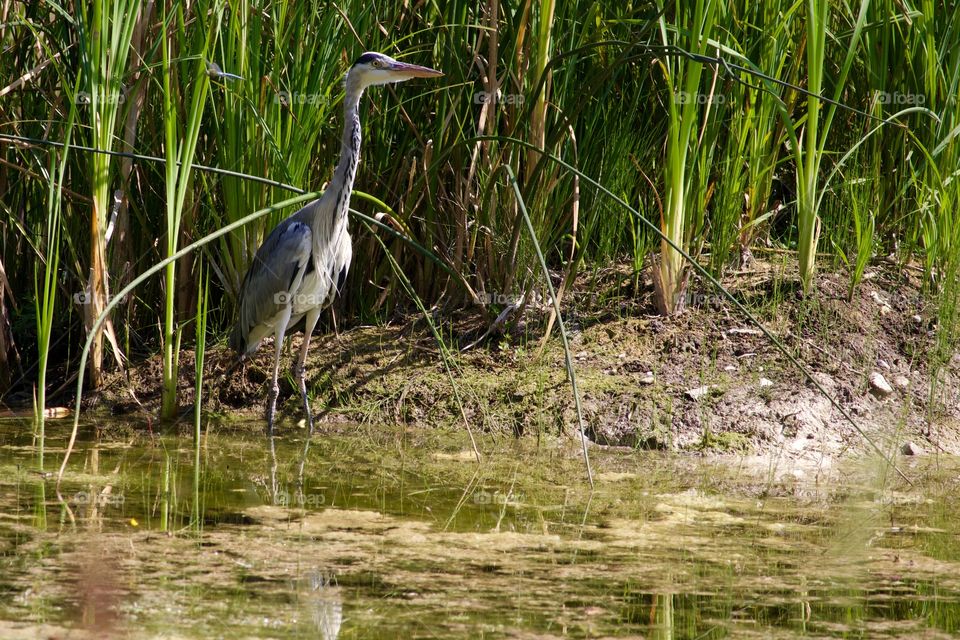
xmin=266 ymin=325 xmax=287 ymax=436
xmin=295 ymin=309 xmax=322 ymax=435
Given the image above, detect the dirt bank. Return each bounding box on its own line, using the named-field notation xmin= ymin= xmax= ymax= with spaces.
xmin=87 ymin=260 xmax=960 ymax=461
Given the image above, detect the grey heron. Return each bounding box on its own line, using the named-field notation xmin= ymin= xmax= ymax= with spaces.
xmin=230 ymin=52 xmax=442 ymax=433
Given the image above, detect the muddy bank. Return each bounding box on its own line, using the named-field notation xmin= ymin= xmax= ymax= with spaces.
xmin=87 ymin=261 xmax=960 ymax=461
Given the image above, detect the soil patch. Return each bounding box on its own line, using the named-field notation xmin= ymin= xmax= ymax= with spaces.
xmin=80 ymin=261 xmax=960 ymax=461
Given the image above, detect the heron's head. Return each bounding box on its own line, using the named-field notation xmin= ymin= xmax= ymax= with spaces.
xmin=348 ymin=52 xmax=443 ymax=89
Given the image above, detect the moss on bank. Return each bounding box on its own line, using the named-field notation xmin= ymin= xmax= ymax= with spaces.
xmin=86 ymin=262 xmax=960 ymax=461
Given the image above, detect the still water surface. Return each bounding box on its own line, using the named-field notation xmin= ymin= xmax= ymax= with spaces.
xmin=1 ymin=420 xmax=958 ymax=638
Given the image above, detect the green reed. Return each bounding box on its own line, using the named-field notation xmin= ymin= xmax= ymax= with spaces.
xmin=655 ymin=0 xmax=717 ymax=313
xmin=33 ymin=107 xmax=76 ymax=466
xmin=159 ymin=0 xmax=219 ymax=419
xmin=76 ymin=0 xmax=139 ymax=387
xmin=792 ymin=0 xmax=869 ymax=293
xmin=192 ymin=263 xmax=209 ymax=534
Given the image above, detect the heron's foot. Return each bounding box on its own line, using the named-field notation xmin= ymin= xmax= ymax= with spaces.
xmin=293 ymin=364 xmax=315 ymax=435
xmin=266 ymin=383 xmax=280 ymax=436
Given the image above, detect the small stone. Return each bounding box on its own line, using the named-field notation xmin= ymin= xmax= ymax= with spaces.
xmin=900 ymin=441 xmax=923 ymax=456
xmin=912 ymin=314 xmax=922 ymax=324
xmin=759 ymin=377 xmax=774 ymax=388
xmin=639 ymin=372 xmax=655 ymax=385
xmin=685 ymin=385 xmax=711 ymax=401
xmin=723 ymin=364 xmax=737 ymax=372
xmin=869 ymin=372 xmax=894 ymax=397
xmin=893 ymin=375 xmax=910 ymax=389
xmin=878 ymin=359 xmax=890 ymax=370
xmin=726 ymin=327 xmax=761 ymax=336
xmin=880 ymin=304 xmax=892 ymax=316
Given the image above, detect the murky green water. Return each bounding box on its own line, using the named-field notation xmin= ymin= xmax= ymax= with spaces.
xmin=1 ymin=419 xmax=959 ymax=638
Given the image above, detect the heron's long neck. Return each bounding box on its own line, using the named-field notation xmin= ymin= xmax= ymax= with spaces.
xmin=325 ymin=79 xmax=364 ymax=232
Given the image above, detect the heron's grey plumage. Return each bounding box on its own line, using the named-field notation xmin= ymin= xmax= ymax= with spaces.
xmin=230 ymin=219 xmax=312 ymax=355
xmin=231 ymin=52 xmax=442 ymax=433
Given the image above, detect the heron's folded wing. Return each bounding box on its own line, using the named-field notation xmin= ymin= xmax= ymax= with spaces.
xmin=233 ymin=219 xmax=312 ymax=352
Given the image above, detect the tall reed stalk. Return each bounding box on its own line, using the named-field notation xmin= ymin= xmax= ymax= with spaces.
xmin=526 ymin=0 xmax=556 ymax=173
xmin=192 ymin=263 xmax=209 ymax=533
xmin=159 ymin=1 xmax=219 ymax=420
xmin=76 ymin=0 xmax=139 ymax=387
xmin=793 ymin=0 xmax=868 ymax=293
xmin=655 ymin=0 xmax=717 ymax=314
xmin=34 ymin=110 xmax=75 ymax=466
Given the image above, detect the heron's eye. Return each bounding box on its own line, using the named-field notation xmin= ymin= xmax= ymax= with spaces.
xmin=372 ymin=59 xmax=383 ymax=68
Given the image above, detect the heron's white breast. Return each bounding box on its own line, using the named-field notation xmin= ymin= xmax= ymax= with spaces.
xmin=291 ymin=270 xmax=333 ymax=315
xmin=290 ymin=227 xmax=352 ymax=316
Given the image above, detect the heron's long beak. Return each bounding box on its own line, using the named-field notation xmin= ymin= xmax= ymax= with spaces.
xmin=389 ymin=61 xmax=444 ymax=79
